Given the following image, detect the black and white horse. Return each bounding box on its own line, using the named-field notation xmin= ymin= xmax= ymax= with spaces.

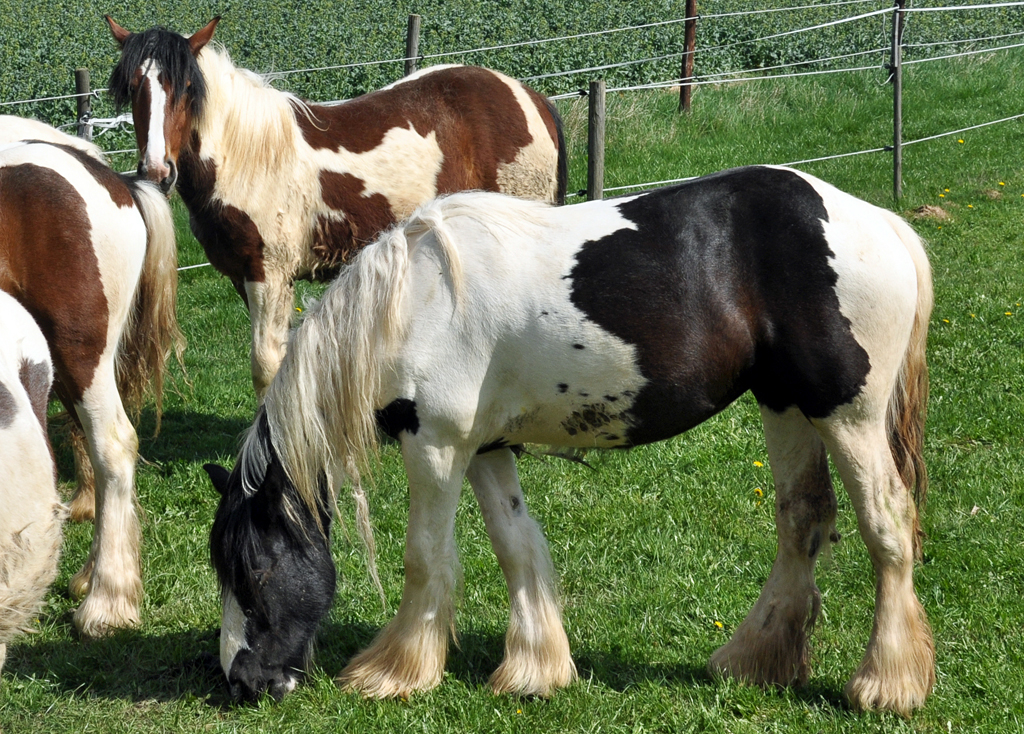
xmin=207 ymin=166 xmax=935 ymax=714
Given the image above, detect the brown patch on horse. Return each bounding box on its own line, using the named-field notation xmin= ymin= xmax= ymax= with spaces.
xmin=312 ymin=171 xmax=397 ymax=270
xmin=19 ymin=359 xmax=50 ymax=435
xmin=0 ymin=381 xmax=14 ymax=429
xmin=0 ymin=164 xmax=107 ymax=405
xmin=294 ymin=67 xmax=537 ymax=192
xmin=177 ymin=140 xmax=267 ymax=283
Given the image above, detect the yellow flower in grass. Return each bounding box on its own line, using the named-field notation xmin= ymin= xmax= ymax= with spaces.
xmin=714 ymin=620 xmax=724 ymax=630
xmin=938 ymin=194 xmax=945 ymax=198
xmin=753 ymin=460 xmax=763 ymax=467
xmin=754 ymin=487 xmax=764 ymax=498
xmin=958 ymin=139 xmax=965 ymax=144
xmin=1006 ymin=312 xmax=1013 ymax=316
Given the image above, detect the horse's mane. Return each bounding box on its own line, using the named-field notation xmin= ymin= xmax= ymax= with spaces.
xmin=109 ymin=27 xmax=207 ymax=117
xmin=193 ymin=45 xmax=308 ymax=204
xmin=256 ymin=191 xmax=552 ymax=511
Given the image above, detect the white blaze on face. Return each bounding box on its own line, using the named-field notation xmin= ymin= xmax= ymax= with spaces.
xmin=220 ymin=589 xmax=250 ymax=678
xmin=142 ymin=59 xmax=170 ymax=179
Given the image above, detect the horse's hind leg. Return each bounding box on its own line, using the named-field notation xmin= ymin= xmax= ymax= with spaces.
xmin=709 ymin=405 xmax=837 ymax=687
xmin=817 ymin=414 xmax=934 ymax=715
xmin=465 ymin=448 xmax=576 ymax=696
xmin=68 ymin=424 xmax=96 ymax=522
xmin=67 ymin=364 xmax=142 ymax=637
xmin=337 ymin=440 xmax=469 ymax=698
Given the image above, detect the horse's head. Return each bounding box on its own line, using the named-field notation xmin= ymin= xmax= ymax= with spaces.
xmin=205 ymin=418 xmax=336 ymax=702
xmin=106 ymin=16 xmax=219 ymax=194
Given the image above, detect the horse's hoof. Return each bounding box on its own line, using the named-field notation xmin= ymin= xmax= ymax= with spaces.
xmin=73 ymin=596 xmax=141 ymax=639
xmin=69 ymin=562 xmax=93 ymax=600
xmin=68 ymin=486 xmax=96 ymax=523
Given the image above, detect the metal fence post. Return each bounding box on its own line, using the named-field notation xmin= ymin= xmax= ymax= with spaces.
xmin=587 ymin=80 xmax=606 ymax=201
xmin=405 ymin=15 xmax=421 ymax=76
xmin=75 ymin=68 xmax=92 ymax=141
xmin=892 ymin=0 xmax=905 ymax=202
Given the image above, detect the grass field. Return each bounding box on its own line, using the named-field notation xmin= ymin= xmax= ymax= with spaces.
xmin=1 ymin=49 xmax=1023 ymax=733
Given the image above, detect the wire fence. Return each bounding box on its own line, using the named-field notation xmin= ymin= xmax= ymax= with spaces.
xmin=3 ymin=0 xmax=1023 ymax=222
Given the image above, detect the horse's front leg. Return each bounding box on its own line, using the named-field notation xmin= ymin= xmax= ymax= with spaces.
xmin=466 ymin=448 xmax=575 ymax=696
xmin=337 ymin=439 xmax=470 ymax=698
xmin=243 ymin=276 xmax=296 ymax=400
xmin=67 ymin=362 xmax=142 ymax=637
xmin=709 ymin=406 xmax=837 ymax=687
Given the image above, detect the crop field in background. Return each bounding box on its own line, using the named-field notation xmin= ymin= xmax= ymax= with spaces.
xmin=1 ymin=3 xmax=1024 ymax=733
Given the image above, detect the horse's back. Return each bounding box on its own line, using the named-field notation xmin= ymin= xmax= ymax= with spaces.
xmin=301 ymin=65 xmax=561 ymax=205
xmin=0 ymin=290 xmax=62 ymax=664
xmin=394 ymin=169 xmax=923 ymax=448
xmin=0 ymin=115 xmax=107 ymax=162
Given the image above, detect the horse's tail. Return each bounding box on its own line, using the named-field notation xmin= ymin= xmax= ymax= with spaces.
xmin=882 ymin=210 xmax=933 ymax=559
xmin=118 ymin=179 xmax=185 ymax=431
xmin=542 ymin=96 xmax=568 ymax=205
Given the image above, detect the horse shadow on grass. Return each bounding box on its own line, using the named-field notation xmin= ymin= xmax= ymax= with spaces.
xmin=315 ymin=618 xmax=849 ymax=711
xmin=48 ymin=407 xmax=253 ymax=485
xmin=5 ymin=615 xmax=847 ymax=711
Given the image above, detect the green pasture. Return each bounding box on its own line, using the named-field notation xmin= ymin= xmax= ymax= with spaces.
xmin=2 ymin=40 xmax=1024 ymax=734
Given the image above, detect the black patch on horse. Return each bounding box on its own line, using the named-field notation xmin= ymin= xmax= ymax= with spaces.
xmin=568 ymin=166 xmax=870 ymax=446
xmin=109 ymin=26 xmax=207 ymax=117
xmin=376 ymin=398 xmax=419 ymax=439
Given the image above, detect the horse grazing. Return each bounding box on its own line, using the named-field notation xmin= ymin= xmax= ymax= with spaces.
xmin=0 ymin=290 xmax=65 ymax=672
xmin=0 ymin=133 xmax=184 ymax=637
xmin=106 ymin=17 xmax=567 ymax=398
xmin=207 ymin=166 xmax=935 ymax=714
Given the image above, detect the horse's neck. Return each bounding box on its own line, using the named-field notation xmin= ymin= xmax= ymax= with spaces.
xmin=190 ymin=50 xmax=303 ymax=187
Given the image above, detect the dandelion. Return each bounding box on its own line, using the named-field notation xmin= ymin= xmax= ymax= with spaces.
xmin=295 ymin=306 xmax=303 ymax=313
xmin=1006 ymin=312 xmax=1013 ymax=316
xmin=938 ymin=194 xmax=945 ymax=198
xmin=1000 ymin=182 xmax=1006 ymax=186
xmin=942 ymin=319 xmax=949 ymax=323
xmin=958 ymin=139 xmax=965 ymax=144
xmin=967 ymin=204 xmax=973 ymax=209
xmin=714 ymin=621 xmax=724 ymax=630
xmin=945 ymin=188 xmax=950 ymax=192
xmin=754 ymin=487 xmax=764 ymax=497
xmin=517 ymin=709 xmax=523 ymax=715
xmin=753 ymin=460 xmax=763 ymax=467
xmin=971 ymin=313 xmax=976 ymax=318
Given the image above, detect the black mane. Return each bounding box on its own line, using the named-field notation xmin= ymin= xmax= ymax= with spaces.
xmin=109 ymin=26 xmax=207 ymax=118
xmin=209 ymin=412 xmax=331 ymax=604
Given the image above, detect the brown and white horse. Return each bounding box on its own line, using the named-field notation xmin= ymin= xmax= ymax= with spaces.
xmin=0 ymin=289 xmax=65 ymax=671
xmin=107 ymin=17 xmax=567 ymax=397
xmin=0 ymin=130 xmax=183 ymax=637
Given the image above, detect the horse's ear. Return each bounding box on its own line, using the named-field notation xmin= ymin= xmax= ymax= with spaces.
xmin=105 ymin=15 xmax=132 ymax=47
xmin=204 ymin=463 xmax=231 ymax=496
xmin=189 ymin=17 xmax=221 ymax=55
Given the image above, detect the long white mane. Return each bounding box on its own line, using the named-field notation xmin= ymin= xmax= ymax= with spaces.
xmin=244 ymin=190 xmax=556 ymax=510
xmin=194 ymin=45 xmax=308 ymax=194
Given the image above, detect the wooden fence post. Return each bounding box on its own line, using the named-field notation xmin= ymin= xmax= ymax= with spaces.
xmin=679 ymin=0 xmax=698 ymax=112
xmin=587 ymin=80 xmax=606 ymax=201
xmin=75 ymin=68 xmax=92 ymax=141
xmin=405 ymin=15 xmax=421 ymax=76
xmin=891 ymin=0 xmax=905 ymax=202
